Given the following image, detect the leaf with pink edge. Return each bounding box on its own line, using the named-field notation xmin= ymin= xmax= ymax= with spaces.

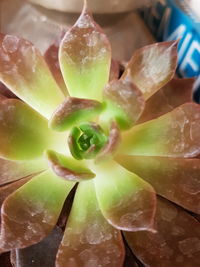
xmin=92 ymin=160 xmax=156 ymax=232
xmin=46 ymin=149 xmax=95 ymax=181
xmin=119 ymin=103 xmax=200 ymax=158
xmin=102 ymin=78 xmax=145 ymax=129
xmin=59 ymin=3 xmax=111 ymax=101
xmin=0 ymin=98 xmax=58 ymax=160
xmin=0 ymin=169 xmax=75 ymax=252
xmin=122 ymin=41 xmax=178 ymax=100
xmin=0 ymin=157 xmax=46 ymax=185
xmin=56 ymin=180 xmax=125 ymax=267
xmin=0 ymin=33 xmax=64 ymax=119
xmin=116 ymin=155 xmax=200 ymax=214
xmin=44 ymin=40 xmax=68 ymax=96
xmin=138 ymin=78 xmax=194 ymax=124
xmin=49 ymin=97 xmax=102 ymax=131
xmin=124 ymin=197 xmax=200 ymax=267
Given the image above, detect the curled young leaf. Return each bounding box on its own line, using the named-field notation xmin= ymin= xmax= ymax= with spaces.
xmin=122 ymin=41 xmax=178 ymax=100
xmin=120 ymin=103 xmax=200 ymax=158
xmin=59 ymin=3 xmax=111 ymax=101
xmin=56 ymin=180 xmax=125 ymax=267
xmin=46 ymin=150 xmax=95 ymax=181
xmin=49 ymin=97 xmax=102 ymax=131
xmin=0 ymin=34 xmax=64 ymax=119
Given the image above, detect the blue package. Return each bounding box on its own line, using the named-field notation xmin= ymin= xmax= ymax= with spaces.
xmin=142 ymin=0 xmax=200 ymax=102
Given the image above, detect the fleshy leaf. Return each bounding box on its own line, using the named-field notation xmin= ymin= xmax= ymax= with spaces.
xmin=59 ymin=3 xmax=111 ymax=101
xmin=117 ymin=155 xmax=200 ymax=214
xmin=44 ymin=40 xmax=68 ymax=96
xmin=49 ymin=97 xmax=102 ymax=131
xmin=124 ymin=197 xmax=200 ymax=266
xmin=56 ymin=180 xmax=125 ymax=267
xmin=122 ymin=41 xmax=178 ymax=100
xmin=92 ymin=160 xmax=156 ymax=232
xmin=0 ymin=169 xmax=75 ymax=252
xmin=14 ymin=226 xmax=63 ymax=267
xmin=0 ymin=98 xmax=57 ymax=160
xmin=0 ymin=157 xmax=46 ymax=185
xmin=102 ymin=78 xmax=145 ymax=129
xmin=0 ymin=177 xmax=30 ymax=214
xmin=0 ymin=33 xmax=64 ymax=119
xmin=119 ymin=103 xmax=200 ymax=158
xmin=138 ymin=78 xmax=194 ymax=124
xmin=46 ymin=150 xmax=95 ymax=181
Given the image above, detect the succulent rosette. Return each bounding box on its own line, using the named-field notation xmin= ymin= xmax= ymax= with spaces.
xmin=0 ymin=3 xmax=200 ymax=267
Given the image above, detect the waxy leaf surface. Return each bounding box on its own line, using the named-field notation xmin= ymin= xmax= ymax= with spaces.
xmin=49 ymin=97 xmax=102 ymax=131
xmin=45 ymin=41 xmax=68 ymax=96
xmin=0 ymin=98 xmax=56 ymax=160
xmin=103 ymin=78 xmax=145 ymax=129
xmin=120 ymin=103 xmax=200 ymax=158
xmin=117 ymin=155 xmax=200 ymax=214
xmin=125 ymin=198 xmax=200 ymax=266
xmin=56 ymin=180 xmax=125 ymax=267
xmin=0 ymin=158 xmax=46 ymax=185
xmin=0 ymin=33 xmax=64 ymax=119
xmin=138 ymin=78 xmax=193 ymax=124
xmin=0 ymin=170 xmax=74 ymax=252
xmin=46 ymin=150 xmax=95 ymax=181
xmin=122 ymin=41 xmax=177 ymax=99
xmin=92 ymin=161 xmax=156 ymax=232
xmin=59 ymin=5 xmax=111 ymax=101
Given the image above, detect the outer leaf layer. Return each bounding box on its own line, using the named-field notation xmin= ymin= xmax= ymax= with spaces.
xmin=0 ymin=157 xmax=46 ymax=185
xmin=122 ymin=41 xmax=178 ymax=99
xmin=0 ymin=170 xmax=74 ymax=252
xmin=44 ymin=41 xmax=68 ymax=96
xmin=138 ymin=78 xmax=194 ymax=124
xmin=0 ymin=98 xmax=56 ymax=160
xmin=120 ymin=103 xmax=200 ymax=158
xmin=125 ymin=198 xmax=200 ymax=266
xmin=59 ymin=5 xmax=111 ymax=101
xmin=0 ymin=34 xmax=64 ymax=119
xmin=117 ymin=155 xmax=200 ymax=214
xmin=92 ymin=160 xmax=156 ymax=232
xmin=56 ymin=180 xmax=125 ymax=267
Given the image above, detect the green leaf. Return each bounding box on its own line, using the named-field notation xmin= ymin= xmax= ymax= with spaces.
xmin=56 ymin=180 xmax=125 ymax=267
xmin=0 ymin=34 xmax=64 ymax=119
xmin=59 ymin=4 xmax=111 ymax=101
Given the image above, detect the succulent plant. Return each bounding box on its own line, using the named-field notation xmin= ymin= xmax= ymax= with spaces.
xmin=0 ymin=2 xmax=200 ymax=267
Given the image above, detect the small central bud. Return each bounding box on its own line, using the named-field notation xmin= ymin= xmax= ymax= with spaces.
xmin=68 ymin=122 xmax=108 ymax=160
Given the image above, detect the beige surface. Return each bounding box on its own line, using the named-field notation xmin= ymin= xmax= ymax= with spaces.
xmin=28 ymin=0 xmax=152 ymax=14
xmin=1 ymin=0 xmax=154 ymax=60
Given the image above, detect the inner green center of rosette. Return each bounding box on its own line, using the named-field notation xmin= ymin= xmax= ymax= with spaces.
xmin=68 ymin=122 xmax=108 ymax=160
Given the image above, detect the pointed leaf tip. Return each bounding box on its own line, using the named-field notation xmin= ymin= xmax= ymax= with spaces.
xmin=59 ymin=6 xmax=111 ymax=101
xmin=123 ymin=40 xmax=178 ymax=100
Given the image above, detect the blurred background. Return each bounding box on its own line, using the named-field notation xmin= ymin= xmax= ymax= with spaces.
xmin=1 ymin=0 xmax=200 ymax=101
